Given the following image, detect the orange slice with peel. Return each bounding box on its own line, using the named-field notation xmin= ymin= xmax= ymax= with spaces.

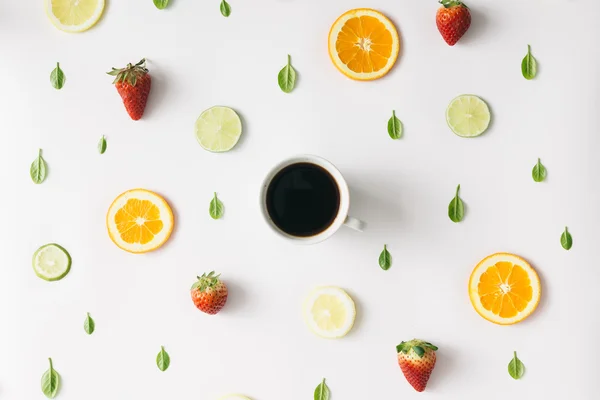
xmin=328 ymin=8 xmax=400 ymax=81
xmin=107 ymin=189 xmax=174 ymax=254
xmin=469 ymin=253 xmax=541 ymax=325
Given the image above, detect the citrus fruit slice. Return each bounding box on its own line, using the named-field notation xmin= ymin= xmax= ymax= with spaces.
xmin=218 ymin=395 xmax=252 ymax=400
xmin=195 ymin=106 xmax=243 ymax=153
xmin=446 ymin=95 xmax=491 ymax=137
xmin=303 ymin=286 xmax=356 ymax=338
xmin=33 ymin=244 xmax=71 ymax=281
xmin=106 ymin=189 xmax=174 ymax=254
xmin=46 ymin=0 xmax=105 ymax=33
xmin=328 ymin=8 xmax=400 ymax=81
xmin=469 ymin=253 xmax=541 ymax=325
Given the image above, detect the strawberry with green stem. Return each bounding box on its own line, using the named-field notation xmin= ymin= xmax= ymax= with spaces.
xmin=396 ymin=339 xmax=438 ymax=392
xmin=107 ymin=58 xmax=151 ymax=120
xmin=191 ymin=271 xmax=228 ymax=315
xmin=436 ymin=1 xmax=471 ymax=46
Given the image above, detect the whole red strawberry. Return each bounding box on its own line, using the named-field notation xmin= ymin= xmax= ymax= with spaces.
xmin=190 ymin=271 xmax=228 ymax=315
xmin=107 ymin=58 xmax=151 ymax=120
xmin=396 ymin=339 xmax=438 ymax=392
xmin=436 ymin=1 xmax=471 ymax=46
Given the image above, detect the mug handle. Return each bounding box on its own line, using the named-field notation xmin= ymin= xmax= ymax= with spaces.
xmin=344 ymin=216 xmax=366 ymax=232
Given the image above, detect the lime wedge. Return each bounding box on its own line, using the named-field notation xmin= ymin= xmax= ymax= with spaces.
xmin=33 ymin=244 xmax=71 ymax=281
xmin=195 ymin=106 xmax=242 ymax=152
xmin=446 ymin=95 xmax=491 ymax=138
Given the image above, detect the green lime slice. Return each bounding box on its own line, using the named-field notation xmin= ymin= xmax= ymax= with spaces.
xmin=446 ymin=95 xmax=491 ymax=138
xmin=194 ymin=106 xmax=242 ymax=152
xmin=32 ymin=243 xmax=71 ymax=281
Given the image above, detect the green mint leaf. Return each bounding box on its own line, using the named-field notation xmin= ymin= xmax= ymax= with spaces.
xmin=314 ymin=378 xmax=330 ymax=400
xmin=448 ymin=184 xmax=464 ymax=223
xmin=209 ymin=192 xmax=224 ymax=219
xmin=532 ymin=158 xmax=547 ymax=182
xmin=220 ymin=0 xmax=231 ymax=17
xmin=561 ymin=227 xmax=573 ymax=250
xmin=378 ymin=244 xmax=392 ymax=271
xmin=98 ymin=135 xmax=107 ymax=154
xmin=508 ymin=351 xmax=525 ymax=380
xmin=84 ymin=312 xmax=95 ymax=335
xmin=41 ymin=358 xmax=60 ymax=398
xmin=387 ymin=110 xmax=403 ymax=139
xmin=50 ymin=62 xmax=65 ymax=90
xmin=278 ymin=54 xmax=297 ymax=93
xmin=153 ymin=0 xmax=169 ymax=9
xmin=521 ymin=45 xmax=537 ymax=80
xmin=30 ymin=149 xmax=48 ymax=184
xmin=156 ymin=346 xmax=170 ymax=371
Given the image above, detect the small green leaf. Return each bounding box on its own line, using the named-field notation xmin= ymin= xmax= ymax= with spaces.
xmin=423 ymin=342 xmax=439 ymax=351
xmin=314 ymin=378 xmax=330 ymax=400
xmin=220 ymin=0 xmax=231 ymax=17
xmin=412 ymin=346 xmax=425 ymax=357
xmin=532 ymin=158 xmax=547 ymax=182
xmin=50 ymin=62 xmax=65 ymax=90
xmin=209 ymin=192 xmax=224 ymax=219
xmin=98 ymin=135 xmax=107 ymax=154
xmin=84 ymin=312 xmax=95 ymax=335
xmin=561 ymin=227 xmax=573 ymax=250
xmin=153 ymin=0 xmax=169 ymax=9
xmin=521 ymin=45 xmax=538 ymax=80
xmin=387 ymin=110 xmax=403 ymax=139
xmin=278 ymin=54 xmax=297 ymax=93
xmin=30 ymin=149 xmax=48 ymax=184
xmin=41 ymin=358 xmax=60 ymax=398
xmin=156 ymin=346 xmax=170 ymax=371
xmin=508 ymin=351 xmax=525 ymax=380
xmin=378 ymin=244 xmax=392 ymax=271
xmin=448 ymin=184 xmax=464 ymax=223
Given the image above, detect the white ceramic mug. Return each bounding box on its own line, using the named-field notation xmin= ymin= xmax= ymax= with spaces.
xmin=260 ymin=155 xmax=365 ymax=244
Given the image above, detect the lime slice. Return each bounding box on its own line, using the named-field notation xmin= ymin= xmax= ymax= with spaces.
xmin=303 ymin=286 xmax=356 ymax=339
xmin=32 ymin=244 xmax=71 ymax=281
xmin=195 ymin=106 xmax=242 ymax=152
xmin=218 ymin=395 xmax=252 ymax=400
xmin=46 ymin=0 xmax=105 ymax=33
xmin=446 ymin=95 xmax=491 ymax=138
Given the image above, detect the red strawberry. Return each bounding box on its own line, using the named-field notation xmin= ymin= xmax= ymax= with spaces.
xmin=107 ymin=58 xmax=151 ymax=120
xmin=396 ymin=339 xmax=438 ymax=392
xmin=436 ymin=1 xmax=471 ymax=46
xmin=190 ymin=271 xmax=228 ymax=315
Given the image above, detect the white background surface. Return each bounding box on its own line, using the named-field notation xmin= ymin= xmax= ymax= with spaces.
xmin=1 ymin=0 xmax=599 ymax=399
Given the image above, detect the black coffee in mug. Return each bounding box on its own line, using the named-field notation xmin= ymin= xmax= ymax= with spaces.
xmin=266 ymin=162 xmax=341 ymax=237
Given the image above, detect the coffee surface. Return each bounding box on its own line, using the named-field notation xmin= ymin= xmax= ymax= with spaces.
xmin=266 ymin=163 xmax=340 ymax=237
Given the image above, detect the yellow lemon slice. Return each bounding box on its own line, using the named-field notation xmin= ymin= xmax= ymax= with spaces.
xmin=46 ymin=0 xmax=105 ymax=33
xmin=328 ymin=8 xmax=400 ymax=81
xmin=106 ymin=189 xmax=174 ymax=254
xmin=469 ymin=253 xmax=541 ymax=325
xmin=303 ymin=286 xmax=356 ymax=338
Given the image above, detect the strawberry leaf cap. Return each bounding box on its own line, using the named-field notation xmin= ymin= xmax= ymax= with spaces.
xmin=191 ymin=271 xmax=222 ymax=292
xmin=439 ymin=0 xmax=468 ymax=8
xmin=107 ymin=58 xmax=148 ymax=86
xmin=396 ymin=339 xmax=438 ymax=357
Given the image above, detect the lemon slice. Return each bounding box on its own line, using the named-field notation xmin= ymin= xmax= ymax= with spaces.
xmin=106 ymin=189 xmax=174 ymax=254
xmin=195 ymin=106 xmax=243 ymax=153
xmin=46 ymin=0 xmax=105 ymax=33
xmin=218 ymin=395 xmax=252 ymax=400
xmin=33 ymin=244 xmax=71 ymax=281
xmin=446 ymin=95 xmax=491 ymax=137
xmin=303 ymin=286 xmax=356 ymax=339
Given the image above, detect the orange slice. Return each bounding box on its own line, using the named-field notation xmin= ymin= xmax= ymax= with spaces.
xmin=328 ymin=8 xmax=400 ymax=81
xmin=106 ymin=189 xmax=174 ymax=254
xmin=469 ymin=253 xmax=541 ymax=325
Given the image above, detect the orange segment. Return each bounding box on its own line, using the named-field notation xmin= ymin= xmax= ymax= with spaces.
xmin=328 ymin=9 xmax=400 ymax=81
xmin=469 ymin=253 xmax=541 ymax=325
xmin=107 ymin=189 xmax=174 ymax=254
